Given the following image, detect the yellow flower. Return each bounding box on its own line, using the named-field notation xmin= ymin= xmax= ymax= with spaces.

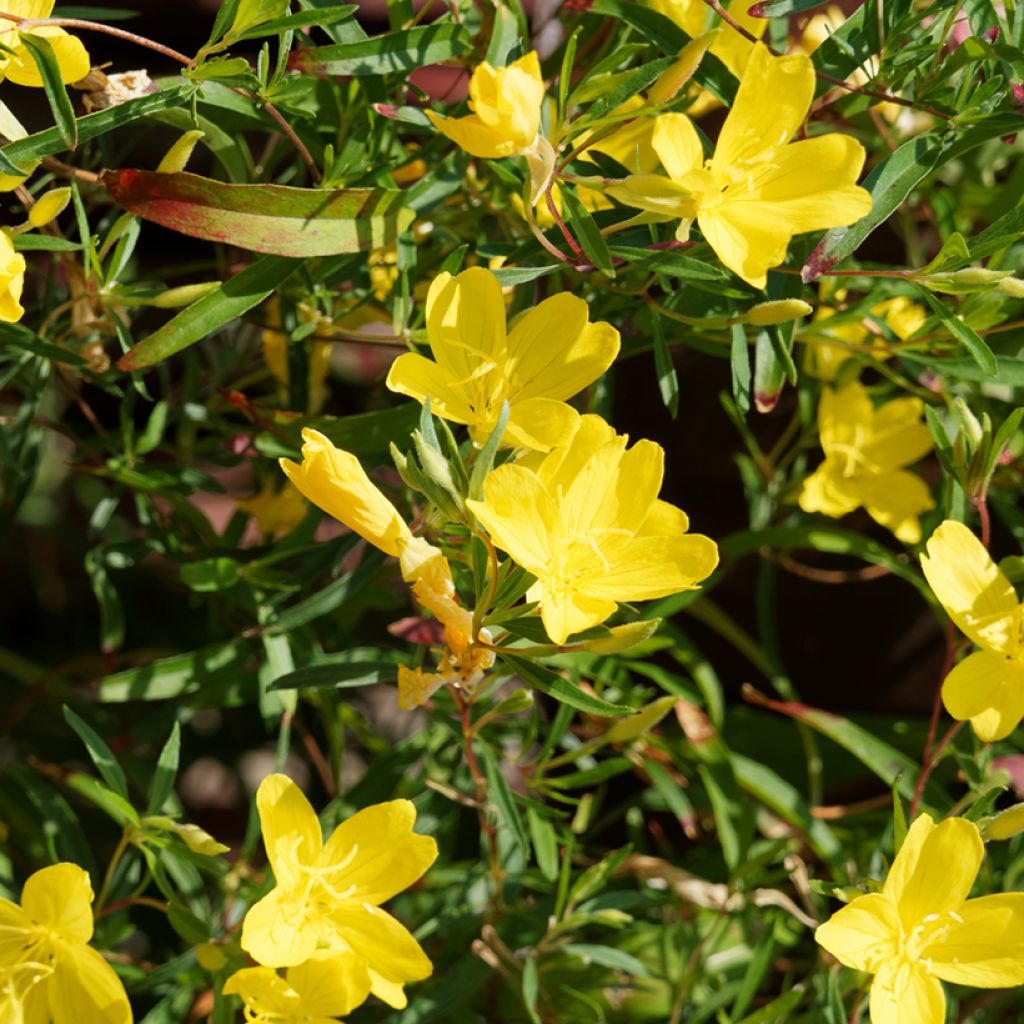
xmin=647 ymin=0 xmax=765 ymax=79
xmin=0 ymin=962 xmax=52 ymax=1022
xmin=606 ymin=43 xmax=872 ymax=287
xmin=0 ymin=863 xmax=132 ymax=1024
xmin=798 ymin=381 xmax=933 ymax=543
xmin=920 ymin=519 xmax=1024 ymax=742
xmin=0 ymin=231 xmax=26 ymax=324
xmin=279 ymin=429 xmax=494 ymax=691
xmin=466 ymin=415 xmax=718 ymax=645
xmin=369 ymin=244 xmax=398 ymax=301
xmin=803 ymin=295 xmax=926 ymax=380
xmin=386 ymin=268 xmax=620 ymax=451
xmin=0 ymin=1 xmax=90 ymax=87
xmin=816 ymin=814 xmax=1024 ymax=1024
xmin=240 ymin=775 xmax=437 ymax=1009
xmin=427 ymin=52 xmax=544 ymax=159
xmin=237 ymin=480 xmax=307 ymax=537
xmin=224 ymin=956 xmax=371 ymax=1023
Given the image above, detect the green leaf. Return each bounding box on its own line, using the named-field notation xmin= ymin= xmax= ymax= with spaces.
xmin=561 ymin=187 xmax=615 ymax=276
xmin=103 ymin=170 xmax=414 ymax=258
xmin=468 ymin=401 xmax=509 ymax=500
xmin=564 ymin=943 xmax=650 ymax=976
xmin=180 ymin=557 xmax=241 ymax=592
xmin=147 ymin=722 xmax=181 ymax=814
xmin=527 ymin=807 xmax=559 ymax=881
xmin=0 ymin=83 xmax=196 ymax=177
xmin=118 ymin=255 xmax=302 ymax=371
xmin=18 ymin=34 xmax=77 ymax=149
xmin=66 ymin=772 xmax=139 ymax=826
xmin=85 ymin=549 xmax=125 ymax=654
xmin=916 ymin=289 xmax=998 ymax=377
xmin=267 ymin=658 xmax=398 ymax=690
xmin=480 ymin=740 xmax=530 ymax=859
xmin=651 ymin=313 xmax=679 ymax=417
xmin=291 ymin=24 xmax=472 ymax=76
xmin=234 ymin=4 xmax=357 ymax=39
xmin=746 ymin=0 xmax=829 ymax=14
xmin=63 ymin=706 xmax=129 ymax=799
xmin=501 ymin=655 xmax=632 ymax=717
xmin=226 ymin=0 xmax=290 ymax=39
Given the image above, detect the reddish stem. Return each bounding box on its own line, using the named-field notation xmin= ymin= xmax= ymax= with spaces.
xmin=975 ymin=494 xmax=992 ymax=549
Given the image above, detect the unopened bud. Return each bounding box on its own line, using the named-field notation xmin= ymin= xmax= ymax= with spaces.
xmin=647 ymin=30 xmax=717 ymax=105
xmin=745 ymin=298 xmax=813 ymax=326
xmin=918 ymin=267 xmax=1011 ymax=294
xmin=954 ymin=396 xmax=984 ymax=450
xmin=174 ymin=822 xmax=230 ymax=856
xmin=997 ymin=277 xmax=1024 ymax=298
xmin=489 ymin=687 xmax=535 ymax=717
xmin=984 ymin=803 xmax=1024 ymax=840
xmin=0 ymin=160 xmax=39 ymax=192
xmin=27 ymin=187 xmax=72 ymax=228
xmin=150 ymin=282 xmax=221 ymax=307
xmin=605 ymin=694 xmax=676 ymax=743
xmin=157 ymin=130 xmax=205 ymax=174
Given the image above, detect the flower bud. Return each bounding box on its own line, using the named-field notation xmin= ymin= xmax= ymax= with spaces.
xmin=647 ymin=30 xmax=717 ymax=106
xmin=157 ymin=130 xmax=205 ymax=174
xmin=28 ymin=187 xmax=72 ymax=229
xmin=578 ymin=618 xmax=662 ymax=653
xmin=174 ymin=822 xmax=230 ymax=856
xmin=997 ymin=276 xmax=1024 ymax=298
xmin=150 ymin=281 xmax=221 ymax=307
xmin=745 ymin=298 xmax=813 ymax=326
xmin=984 ymin=803 xmax=1024 ymax=840
xmin=918 ymin=267 xmax=1011 ymax=294
xmin=954 ymin=396 xmax=984 ymax=451
xmin=605 ymin=694 xmax=676 ymax=743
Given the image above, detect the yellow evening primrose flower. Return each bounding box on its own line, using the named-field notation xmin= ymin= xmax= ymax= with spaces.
xmin=466 ymin=414 xmax=718 ymax=645
xmin=237 ymin=480 xmax=308 ymax=537
xmin=240 ymin=774 xmax=437 ymax=1009
xmin=0 ymin=231 xmax=26 ymax=324
xmin=0 ymin=1 xmax=90 ymax=87
xmin=816 ymin=814 xmax=1024 ymax=1024
xmin=803 ymin=294 xmax=926 ymax=380
xmin=920 ymin=519 xmax=1024 ymax=742
xmin=0 ymin=862 xmax=132 ymax=1024
xmin=647 ymin=0 xmax=765 ymax=79
xmin=798 ymin=380 xmax=933 ymax=543
xmin=386 ymin=267 xmax=620 ymax=451
xmin=224 ymin=955 xmax=371 ymax=1024
xmin=606 ymin=43 xmax=872 ymax=288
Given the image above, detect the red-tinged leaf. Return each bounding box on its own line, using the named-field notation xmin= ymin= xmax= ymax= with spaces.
xmin=101 ymin=169 xmax=414 ymax=257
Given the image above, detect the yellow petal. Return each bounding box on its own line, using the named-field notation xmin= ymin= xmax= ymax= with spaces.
xmin=819 ymin=381 xmax=873 ymax=457
xmin=814 ymin=892 xmax=899 ymax=973
xmin=468 ymin=464 xmax=556 ymax=573
xmin=883 ymin=814 xmax=982 ymax=930
xmin=927 ymin=893 xmax=1024 ymax=987
xmin=7 ymin=28 xmax=90 ymax=87
xmin=582 ymin=534 xmax=718 ymax=602
xmin=506 ymin=293 xmax=620 ymax=403
xmin=0 ymin=899 xmax=34 ymax=963
xmin=861 ymin=396 xmax=933 ymax=472
xmin=537 ymin=586 xmax=618 ymax=646
xmin=0 ymin=236 xmax=26 ymax=325
xmin=714 ymin=44 xmax=813 ymax=172
xmin=256 ymin=773 xmax=324 ymax=887
xmin=328 ymin=906 xmax=432 ymax=1009
xmin=798 ymin=464 xmax=861 ymax=519
xmin=288 ymin=954 xmax=372 ymax=1017
xmin=467 ymin=52 xmax=543 ymax=150
xmin=850 ymin=469 xmax=933 ymax=544
xmin=319 ymin=799 xmax=438 ymax=905
xmin=921 ymin=520 xmax=1021 ymax=655
xmin=426 ymin=111 xmax=522 ymax=159
xmin=279 ymin=429 xmax=410 ymax=557
xmin=385 ymin=352 xmax=476 ymax=425
xmin=868 ymin=961 xmax=945 ymax=1024
xmin=698 ymin=203 xmax=794 ymax=289
xmin=46 ymin=944 xmax=131 ymax=1024
xmin=425 ymin=268 xmax=507 ymax=384
xmin=638 ymin=498 xmax=690 ymax=536
xmin=223 ymin=966 xmax=301 ymax=1017
xmin=605 ymin=173 xmax=697 ymax=220
xmin=21 ymin=864 xmax=93 ymax=945
xmin=586 ymin=100 xmax=658 ymax=173
xmin=652 ymin=113 xmax=704 ymax=182
xmin=241 ymin=887 xmax=318 ymax=968
xmin=536 ymin=413 xmax=615 ymax=492
xmin=942 ymin=651 xmax=1024 ymax=742
xmin=501 ymin=397 xmax=580 ymax=452
xmin=708 ymin=0 xmax=766 ymax=77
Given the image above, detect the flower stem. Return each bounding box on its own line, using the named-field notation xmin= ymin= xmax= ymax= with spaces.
xmin=96 ymin=827 xmax=133 ymax=910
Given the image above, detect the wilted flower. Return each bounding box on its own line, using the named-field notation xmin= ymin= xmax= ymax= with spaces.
xmin=467 ymin=415 xmax=718 ymax=644
xmin=799 ymin=380 xmax=933 ymax=543
xmin=920 ymin=519 xmax=1024 ymax=742
xmin=0 ymin=863 xmax=132 ymax=1024
xmin=816 ymin=814 xmax=1024 ymax=1024
xmin=241 ymin=774 xmax=437 ymax=1009
xmin=386 ymin=268 xmax=620 ymax=451
xmin=607 ymin=44 xmax=872 ymax=287
xmin=0 ymin=1 xmax=90 ymax=87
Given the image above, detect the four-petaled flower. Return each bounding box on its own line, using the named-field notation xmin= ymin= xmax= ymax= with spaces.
xmin=224 ymin=955 xmax=371 ymax=1024
xmin=241 ymin=774 xmax=437 ymax=1009
xmin=606 ymin=43 xmax=872 ymax=287
xmin=0 ymin=1 xmax=90 ymax=87
xmin=0 ymin=862 xmax=132 ymax=1024
xmin=921 ymin=519 xmax=1024 ymax=741
xmin=816 ymin=814 xmax=1024 ymax=1024
xmin=798 ymin=380 xmax=933 ymax=543
xmin=386 ymin=268 xmax=620 ymax=452
xmin=467 ymin=414 xmax=718 ymax=644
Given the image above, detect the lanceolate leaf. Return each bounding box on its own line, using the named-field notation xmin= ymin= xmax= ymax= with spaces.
xmin=290 ymin=23 xmax=471 ymax=76
xmin=18 ymin=34 xmax=77 ymax=149
xmin=102 ymin=170 xmax=414 ymax=257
